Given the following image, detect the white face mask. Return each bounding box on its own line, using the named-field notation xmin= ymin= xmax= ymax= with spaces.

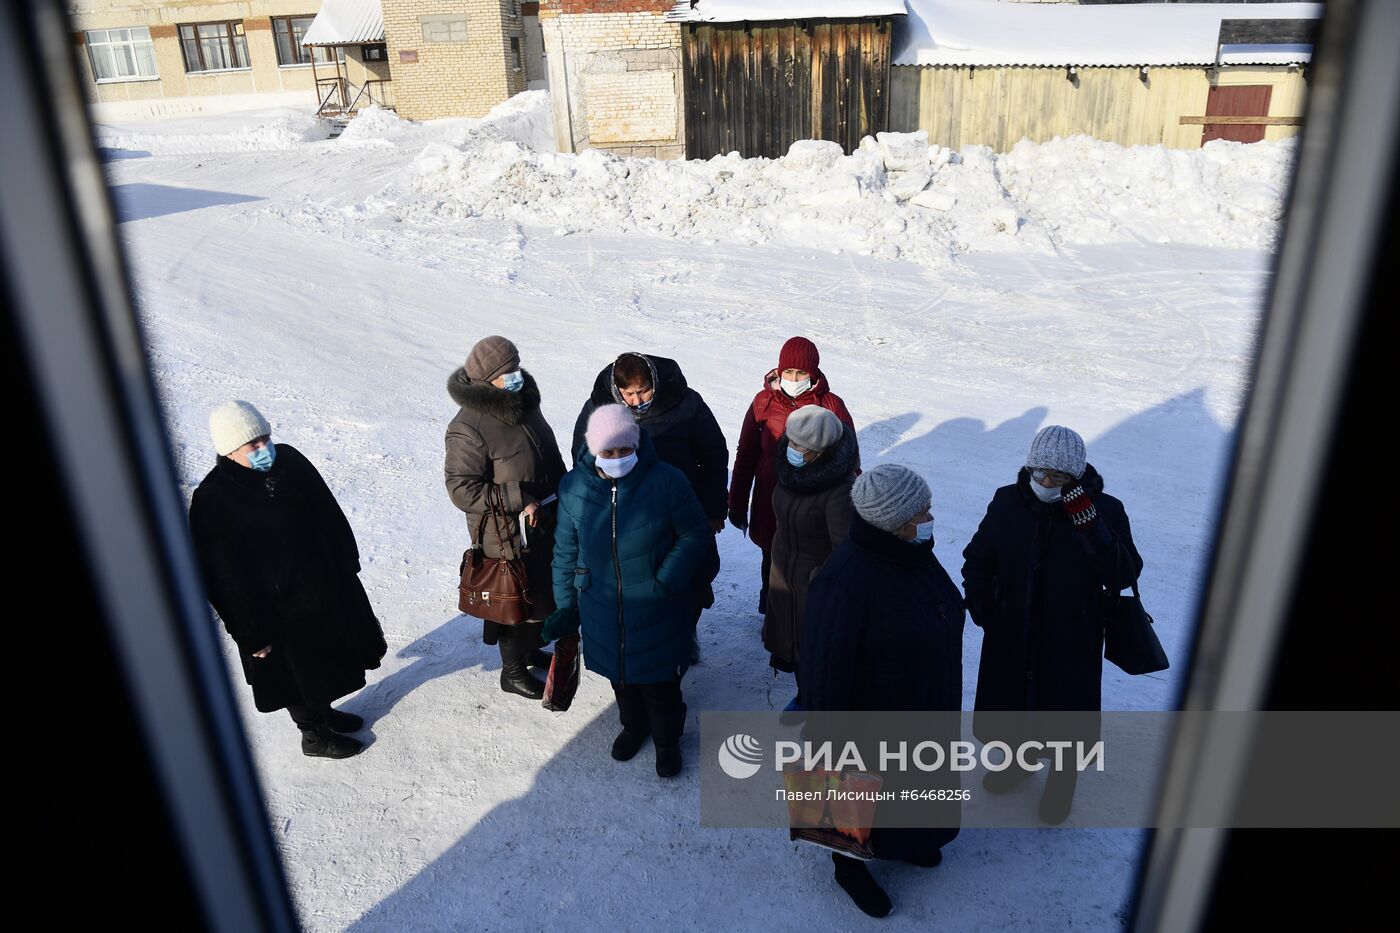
xmin=1029 ymin=477 xmax=1063 ymax=502
xmin=780 ymin=377 xmax=812 ymax=397
xmin=596 ymin=452 xmax=638 ymax=479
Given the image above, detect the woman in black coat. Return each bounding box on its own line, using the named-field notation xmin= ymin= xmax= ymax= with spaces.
xmin=962 ymin=425 xmax=1142 ymax=823
xmin=800 ymin=464 xmax=963 ymax=919
xmin=190 ymin=401 xmax=386 ymax=759
xmin=571 ymin=352 xmax=726 ymax=660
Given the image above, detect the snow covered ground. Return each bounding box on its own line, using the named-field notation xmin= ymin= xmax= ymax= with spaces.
xmin=102 ymin=93 xmax=1283 ymax=930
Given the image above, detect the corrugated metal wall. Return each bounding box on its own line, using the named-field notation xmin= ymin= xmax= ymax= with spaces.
xmin=889 ymin=64 xmax=1308 ymax=151
xmin=682 ymin=19 xmax=892 ymax=159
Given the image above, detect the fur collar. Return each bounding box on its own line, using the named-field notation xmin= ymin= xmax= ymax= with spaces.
xmin=774 ymin=426 xmax=858 ymax=493
xmin=447 ymin=367 xmax=541 ymax=425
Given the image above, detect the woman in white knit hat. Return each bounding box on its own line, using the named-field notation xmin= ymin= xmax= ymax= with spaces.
xmin=799 ymin=463 xmax=964 ymax=918
xmin=189 ymin=401 xmax=386 ymax=759
xmin=962 ymin=425 xmax=1143 ymax=824
xmin=763 ymin=405 xmax=858 ymax=703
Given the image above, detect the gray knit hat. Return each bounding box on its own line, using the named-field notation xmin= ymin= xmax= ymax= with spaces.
xmin=1025 ymin=425 xmax=1087 ymax=478
xmin=209 ymin=400 xmax=271 ymax=456
xmin=465 ymin=335 xmax=521 ymax=383
xmin=785 ymin=407 xmax=844 ymax=453
xmin=850 ymin=464 xmax=931 ymax=533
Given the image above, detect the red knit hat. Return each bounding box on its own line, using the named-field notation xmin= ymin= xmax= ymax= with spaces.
xmin=778 ymin=336 xmax=820 ymax=373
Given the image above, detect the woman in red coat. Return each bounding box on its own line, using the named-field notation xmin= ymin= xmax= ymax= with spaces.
xmin=728 ymin=336 xmax=856 ymax=614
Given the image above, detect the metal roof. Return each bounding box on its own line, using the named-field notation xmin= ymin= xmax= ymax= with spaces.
xmin=302 ymin=0 xmax=385 ymax=48
xmin=667 ymin=1 xmax=907 ymax=24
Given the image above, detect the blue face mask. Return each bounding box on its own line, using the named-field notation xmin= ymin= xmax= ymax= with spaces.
xmin=248 ymin=444 xmax=276 ymax=472
xmin=500 ymin=371 xmax=525 ymax=393
xmin=786 ymin=447 xmax=808 ymax=469
xmin=631 ymin=398 xmax=654 ymax=413
xmin=912 ymin=519 xmax=935 ymax=545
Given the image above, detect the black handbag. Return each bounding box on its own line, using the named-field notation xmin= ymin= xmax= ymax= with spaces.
xmin=1102 ymin=549 xmax=1168 ymax=675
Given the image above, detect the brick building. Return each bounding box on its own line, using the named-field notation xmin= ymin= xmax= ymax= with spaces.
xmin=70 ymin=1 xmax=547 ymax=122
xmin=540 ymin=1 xmax=684 ymax=158
xmin=69 ymin=0 xmax=376 ymax=119
xmin=381 ymin=1 xmax=535 ymax=119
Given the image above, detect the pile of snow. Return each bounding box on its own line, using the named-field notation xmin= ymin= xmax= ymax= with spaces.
xmin=998 ymin=135 xmax=1293 ymax=250
xmin=378 ymin=115 xmax=1292 ymax=265
xmin=336 ymin=91 xmax=557 ymax=153
xmin=94 ymin=108 xmax=330 ymax=155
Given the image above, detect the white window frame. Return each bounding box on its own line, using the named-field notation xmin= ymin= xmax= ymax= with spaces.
xmin=86 ymin=27 xmax=159 ymax=84
xmin=420 ymin=14 xmax=469 ymax=43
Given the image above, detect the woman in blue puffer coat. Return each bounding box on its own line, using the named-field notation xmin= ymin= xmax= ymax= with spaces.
xmin=543 ymin=404 xmax=714 ymax=778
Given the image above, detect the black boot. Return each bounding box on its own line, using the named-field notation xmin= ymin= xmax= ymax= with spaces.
xmin=982 ymin=761 xmax=1036 ymax=795
xmin=302 ymin=727 xmax=365 ymax=759
xmin=500 ymin=663 xmax=545 ymax=699
xmin=655 ymin=742 xmax=682 ymax=778
xmin=651 ymin=692 xmax=686 ymax=778
xmin=903 ymin=848 xmax=943 ymax=868
xmin=833 ymin=853 xmax=892 ymax=918
xmin=500 ymin=627 xmax=545 ymax=700
xmin=612 ymin=728 xmax=650 ymax=762
xmin=1039 ymin=766 xmax=1079 ymax=825
xmin=325 ymin=708 xmax=364 ymax=733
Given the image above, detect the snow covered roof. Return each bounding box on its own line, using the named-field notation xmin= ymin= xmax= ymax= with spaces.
xmin=667 ymin=1 xmax=907 ymax=24
xmin=302 ymin=0 xmax=385 ymax=47
xmin=894 ymin=0 xmax=1321 ymax=68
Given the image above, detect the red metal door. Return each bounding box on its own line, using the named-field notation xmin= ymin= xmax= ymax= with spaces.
xmin=1203 ymin=85 xmax=1273 ymax=144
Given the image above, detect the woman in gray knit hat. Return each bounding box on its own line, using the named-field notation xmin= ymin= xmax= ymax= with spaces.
xmin=445 ymin=336 xmax=567 ymax=701
xmin=962 ymin=424 xmax=1143 ymax=824
xmin=799 ymin=463 xmax=964 ymax=918
xmin=763 ymin=406 xmax=858 ymax=699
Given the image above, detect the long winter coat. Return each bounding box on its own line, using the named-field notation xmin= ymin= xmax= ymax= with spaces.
xmin=551 ymin=430 xmax=713 ymax=685
xmin=189 ymin=444 xmax=387 ymax=712
xmin=570 ymin=353 xmax=729 ymax=522
xmin=762 ymin=425 xmax=858 ymax=672
xmin=800 ymin=512 xmax=965 ymax=860
xmin=445 ymin=367 xmax=567 ymax=628
xmin=962 ymin=465 xmax=1142 ymax=743
xmin=729 ymin=368 xmax=855 ymax=551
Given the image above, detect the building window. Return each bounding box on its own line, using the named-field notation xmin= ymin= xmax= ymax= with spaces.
xmin=178 ymin=21 xmax=249 ymax=73
xmin=510 ymin=37 xmax=521 ymax=72
xmin=272 ymin=16 xmax=339 ymax=66
xmin=86 ymin=27 xmax=158 ymax=82
xmin=420 ymin=15 xmax=468 ymax=43
xmin=362 ymin=44 xmax=386 ymax=61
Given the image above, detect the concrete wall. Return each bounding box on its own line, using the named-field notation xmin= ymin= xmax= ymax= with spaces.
xmin=889 ymin=63 xmax=1308 ymax=151
xmin=540 ymin=0 xmax=683 ymax=159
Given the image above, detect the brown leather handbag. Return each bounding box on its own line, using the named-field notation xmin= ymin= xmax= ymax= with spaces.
xmin=458 ymin=487 xmax=531 ymax=625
